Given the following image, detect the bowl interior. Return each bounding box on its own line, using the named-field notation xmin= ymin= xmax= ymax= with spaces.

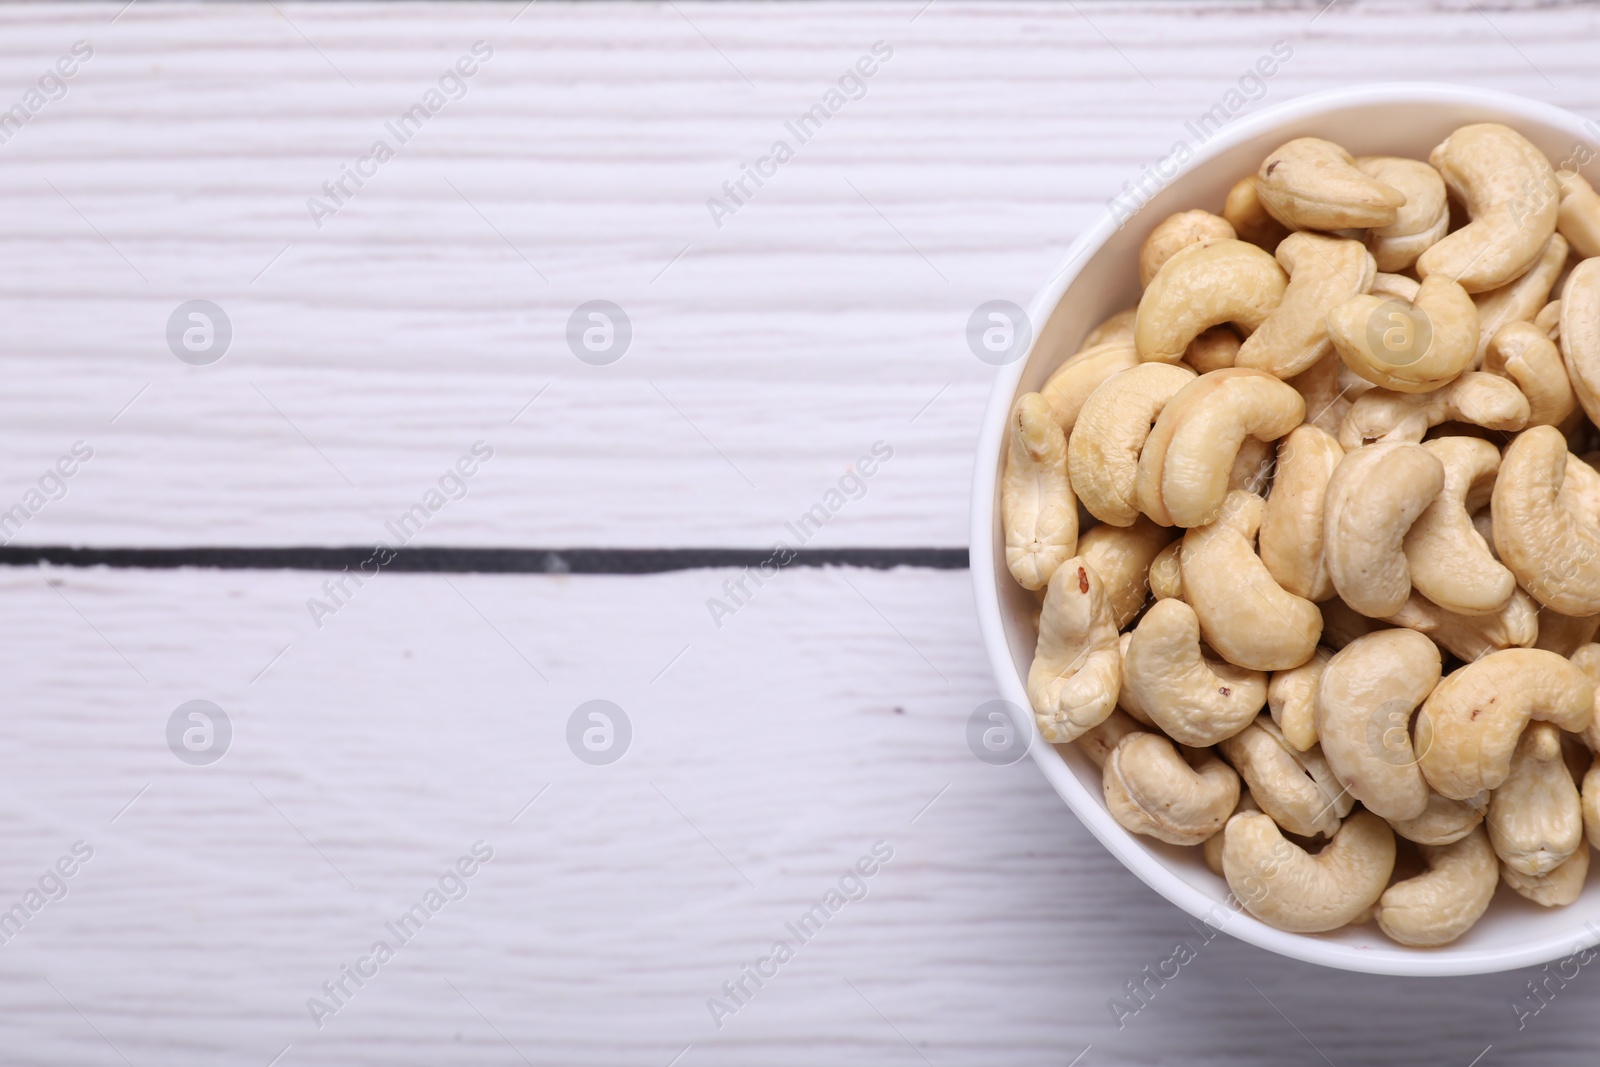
xmin=976 ymin=84 xmax=1600 ymax=975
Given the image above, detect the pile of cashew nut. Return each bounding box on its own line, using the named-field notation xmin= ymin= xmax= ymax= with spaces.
xmin=1004 ymin=123 xmax=1600 ymax=946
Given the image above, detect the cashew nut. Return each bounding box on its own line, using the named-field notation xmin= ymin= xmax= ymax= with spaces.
xmin=1255 ymin=137 xmax=1406 ymax=231
xmin=1260 ymin=424 xmax=1344 ymax=602
xmin=1374 ymin=826 xmax=1498 ymax=946
xmin=1002 ymin=393 xmax=1078 ymax=590
xmin=1358 ymin=156 xmax=1450 ymax=272
xmin=1223 ymin=175 xmax=1290 ymax=251
xmin=1558 ymin=450 xmax=1600 ymax=525
xmin=1335 ymin=372 xmax=1530 ymax=448
xmin=1122 ymin=598 xmax=1266 ymax=746
xmin=1415 ymin=648 xmax=1594 ymax=798
xmin=1139 ymin=210 xmax=1236 ymax=288
xmin=1076 ymin=708 xmax=1145 ymax=769
xmin=1484 ymin=321 xmax=1576 ymax=428
xmin=1136 ymin=369 xmax=1304 ymax=528
xmin=1316 ymin=629 xmax=1439 ymax=821
xmin=1147 ymin=539 xmax=1183 ymax=601
xmin=1219 ymin=717 xmax=1351 ymax=838
xmin=1229 ymin=436 xmax=1275 ymax=497
xmin=1104 ymin=732 xmax=1240 ymax=846
xmin=1583 ymin=751 xmax=1600 ymax=845
xmin=1473 ymin=232 xmax=1568 ymax=366
xmin=1338 ymin=359 xmax=1381 ymax=399
xmin=1027 ymin=559 xmax=1122 ymax=743
xmin=1070 ymin=363 xmax=1196 ymax=526
xmin=1492 ymin=424 xmax=1600 ymax=615
xmin=1323 ymin=442 xmax=1445 ymax=618
xmin=1235 ymin=233 xmax=1376 ymax=378
xmin=1570 ymin=643 xmax=1600 ymax=752
xmin=1040 ymin=341 xmax=1141 ymax=433
xmin=1204 ymin=791 xmax=1259 ymax=876
xmin=1388 ymin=790 xmax=1488 ymax=846
xmin=1370 ymin=272 xmax=1422 ymax=303
xmin=1419 ymin=123 xmax=1560 ymax=293
xmin=1078 ymin=516 xmax=1178 ymax=629
xmin=1536 ymin=298 xmax=1562 ymax=342
xmin=1503 ymin=845 xmax=1590 ymax=907
xmin=1385 ymin=588 xmax=1540 ymax=662
xmin=1269 ymin=647 xmax=1330 ymax=752
xmin=1566 ymin=453 xmax=1600 ymax=517
xmin=1221 ymin=810 xmax=1394 ymax=933
xmin=1112 ymin=633 xmax=1154 ymax=727
xmin=1081 ymin=308 xmax=1139 ymax=351
xmin=1286 ymin=351 xmax=1353 ymax=436
xmin=1556 ymin=170 xmax=1600 ymax=259
xmin=1486 ymin=722 xmax=1583 ymax=876
xmin=1559 ymin=258 xmax=1600 ymax=426
xmin=1185 ymin=326 xmax=1242 ymax=373
xmin=1327 ymin=274 xmax=1480 ymax=392
xmin=1403 ymin=437 xmax=1516 ymax=616
xmin=1134 ymin=240 xmax=1288 ymax=364
xmin=1180 ymin=491 xmax=1322 ymax=670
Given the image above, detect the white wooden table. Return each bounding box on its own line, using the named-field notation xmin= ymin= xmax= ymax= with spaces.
xmin=2 ymin=2 xmax=1599 ymax=1064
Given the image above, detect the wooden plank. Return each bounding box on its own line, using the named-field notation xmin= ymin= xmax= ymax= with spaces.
xmin=0 ymin=3 xmax=1596 ymax=545
xmin=0 ymin=564 xmax=1592 ymax=1064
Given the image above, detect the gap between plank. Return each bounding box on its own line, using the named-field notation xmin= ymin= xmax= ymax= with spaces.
xmin=0 ymin=545 xmax=970 ymax=574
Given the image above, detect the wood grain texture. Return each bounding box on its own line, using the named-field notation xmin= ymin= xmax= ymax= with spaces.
xmin=0 ymin=0 xmax=1597 ymax=547
xmin=2 ymin=565 xmax=1594 ymax=1066
xmin=3 ymin=2 xmax=1600 ymax=1065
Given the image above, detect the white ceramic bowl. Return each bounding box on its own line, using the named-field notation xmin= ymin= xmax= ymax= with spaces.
xmin=971 ymin=83 xmax=1600 ymax=975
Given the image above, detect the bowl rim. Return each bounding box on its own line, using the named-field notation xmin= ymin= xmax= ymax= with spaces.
xmin=969 ymin=81 xmax=1600 ymax=976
